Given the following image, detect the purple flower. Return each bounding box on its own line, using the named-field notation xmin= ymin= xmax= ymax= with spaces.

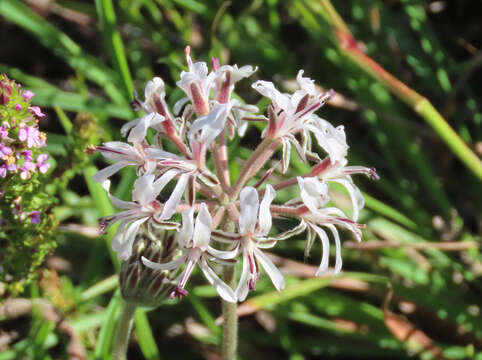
xmin=29 ymin=106 xmax=45 ymax=117
xmin=22 ymin=150 xmax=33 ymax=161
xmin=22 ymin=90 xmax=35 ymax=100
xmin=29 ymin=211 xmax=41 ymax=224
xmin=15 ymin=104 xmax=22 ymax=111
xmin=0 ymin=144 xmax=13 ymax=156
xmin=0 ymin=127 xmax=8 ymax=139
xmin=0 ymin=164 xmax=7 ymax=178
xmin=36 ymin=154 xmax=50 ymax=174
xmin=18 ymin=126 xmax=43 ymax=148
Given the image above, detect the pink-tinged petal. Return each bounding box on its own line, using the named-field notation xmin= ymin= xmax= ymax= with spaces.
xmin=18 ymin=128 xmax=27 ymax=142
xmin=239 ymin=187 xmax=260 ymax=235
xmin=92 ymin=161 xmax=131 ymax=183
xmin=331 ymin=178 xmax=364 ymax=221
xmin=160 ymin=173 xmax=189 ymax=220
xmin=15 ymin=104 xmax=22 ymax=111
xmin=258 ymin=184 xmax=276 ymax=236
xmin=192 ymin=203 xmax=212 ymax=249
xmin=120 ymin=118 xmax=140 ymax=137
xmin=311 ymin=224 xmax=330 ymax=276
xmin=144 ymin=77 xmax=165 ymax=101
xmin=142 ymin=254 xmax=186 ymax=271
xmin=178 ymin=207 xmax=194 ymax=248
xmin=200 ymin=257 xmax=237 ymax=303
xmin=254 ymin=248 xmax=285 ymax=292
xmin=326 ymin=224 xmax=342 ymax=274
xmin=29 ymin=106 xmax=45 ymax=117
xmin=235 ymin=250 xmax=250 ymax=301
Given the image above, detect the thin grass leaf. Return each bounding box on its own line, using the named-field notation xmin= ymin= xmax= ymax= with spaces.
xmin=134 ymin=310 xmax=162 ymax=360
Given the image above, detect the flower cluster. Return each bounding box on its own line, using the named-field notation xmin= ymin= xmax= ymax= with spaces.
xmin=0 ymin=75 xmax=50 ymax=185
xmin=0 ymin=74 xmax=56 ymax=292
xmin=94 ymin=47 xmax=378 ymax=303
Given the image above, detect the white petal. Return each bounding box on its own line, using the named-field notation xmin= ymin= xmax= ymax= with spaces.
xmin=296 ymin=69 xmax=317 ymax=96
xmin=112 ymin=218 xmax=147 ymax=260
xmin=239 ymin=187 xmax=260 ymax=235
xmin=254 ymin=248 xmax=285 ymax=292
xmin=145 ymin=77 xmax=165 ymax=101
xmin=160 ymin=173 xmax=189 ymax=220
xmin=331 ymin=178 xmax=364 ymax=222
xmin=281 ymin=138 xmax=291 ymax=174
xmin=207 ymin=245 xmax=239 ymax=260
xmin=173 ymin=96 xmax=190 ymax=115
xmin=200 ymin=257 xmax=237 ymax=303
xmin=297 ymin=177 xmax=329 ymax=213
xmin=326 ymin=224 xmax=342 ymax=274
xmin=251 ymin=81 xmax=292 ymax=111
xmin=258 ymin=184 xmax=276 ymax=236
xmin=141 ymin=254 xmax=186 ymax=271
xmin=192 ymin=203 xmax=212 ymax=249
xmin=121 ymin=118 xmax=140 ymax=138
xmin=93 ymin=161 xmax=131 ymax=183
xmin=189 ymin=102 xmax=230 ymax=146
xmin=177 ymin=207 xmax=194 ymax=248
xmin=127 ymin=113 xmax=164 ymax=145
xmin=235 ymin=250 xmax=250 ymax=301
xmin=311 ymin=224 xmax=330 ymax=276
xmin=132 ymin=174 xmax=153 ymax=204
xmin=152 ymin=168 xmax=179 ymax=194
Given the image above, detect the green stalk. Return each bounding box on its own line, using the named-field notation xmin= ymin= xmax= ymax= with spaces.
xmin=317 ymin=0 xmax=482 ymax=181
xmin=113 ymin=302 xmax=137 ymax=360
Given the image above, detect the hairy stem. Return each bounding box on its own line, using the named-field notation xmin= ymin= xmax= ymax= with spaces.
xmin=221 ymin=219 xmax=237 ymax=360
xmin=113 ymin=301 xmax=136 ymax=360
xmin=230 ymin=137 xmax=280 ymax=199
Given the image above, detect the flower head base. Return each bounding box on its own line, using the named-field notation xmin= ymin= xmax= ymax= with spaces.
xmin=94 ymin=48 xmax=378 ymax=305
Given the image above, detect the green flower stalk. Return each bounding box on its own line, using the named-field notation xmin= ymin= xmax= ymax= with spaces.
xmin=0 ymin=74 xmax=56 ymax=294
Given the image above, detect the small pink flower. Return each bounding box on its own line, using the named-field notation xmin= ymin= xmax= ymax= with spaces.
xmin=0 ymin=127 xmax=8 ymax=138
xmin=15 ymin=104 xmax=22 ymax=111
xmin=18 ymin=126 xmax=44 ymax=148
xmin=22 ymin=150 xmax=33 ymax=161
xmin=29 ymin=106 xmax=45 ymax=117
xmin=22 ymin=90 xmax=35 ymax=100
xmin=36 ymin=153 xmax=50 ymax=173
xmin=0 ymin=144 xmax=13 ymax=156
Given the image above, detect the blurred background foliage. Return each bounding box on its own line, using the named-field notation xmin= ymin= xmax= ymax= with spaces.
xmin=0 ymin=0 xmax=481 ymax=359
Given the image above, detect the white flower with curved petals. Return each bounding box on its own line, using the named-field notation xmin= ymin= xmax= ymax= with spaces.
xmin=142 ymin=203 xmax=238 ymax=302
xmin=234 ymin=185 xmax=284 ymax=301
xmin=100 ymin=174 xmax=179 ymax=260
xmin=93 ymin=141 xmax=157 ymax=183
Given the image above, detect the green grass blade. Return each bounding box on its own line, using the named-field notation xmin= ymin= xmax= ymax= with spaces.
xmin=94 ymin=290 xmax=122 ymax=359
xmin=95 ymin=0 xmax=134 ymax=99
xmin=134 ymin=310 xmax=162 ymax=360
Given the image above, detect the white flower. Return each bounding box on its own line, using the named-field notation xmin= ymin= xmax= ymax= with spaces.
xmin=234 ymin=185 xmax=285 ymax=301
xmin=101 ymin=174 xmax=178 ymax=260
xmin=176 ymin=47 xmax=216 ymax=116
xmin=297 ymin=176 xmax=363 ymax=275
xmin=120 ymin=112 xmax=165 ymax=145
xmin=142 ymin=203 xmax=238 ymax=302
xmin=252 ymin=70 xmax=334 ymax=172
xmin=93 ymin=141 xmax=157 ymax=183
xmin=213 ymin=64 xmax=257 ymax=103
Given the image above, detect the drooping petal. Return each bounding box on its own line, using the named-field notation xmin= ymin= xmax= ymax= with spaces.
xmin=311 ymin=224 xmax=330 ymax=276
xmin=281 ymin=138 xmax=291 ymax=174
xmin=326 ymin=224 xmax=342 ymax=274
xmin=207 ymin=245 xmax=239 ymax=260
xmin=251 ymin=81 xmax=292 ymax=111
xmin=239 ymin=187 xmax=260 ymax=235
xmin=160 ymin=173 xmax=189 ymax=220
xmin=141 ymin=254 xmax=186 ymax=271
xmin=200 ymin=257 xmax=237 ymax=303
xmin=254 ymin=248 xmax=285 ymax=292
xmin=112 ymin=218 xmax=148 ymax=260
xmin=132 ymin=174 xmax=157 ymax=205
xmin=173 ymin=96 xmax=190 ymax=115
xmin=235 ymin=250 xmax=250 ymax=301
xmin=331 ymin=178 xmax=364 ymax=221
xmin=192 ymin=203 xmax=212 ymax=249
xmin=258 ymin=184 xmax=276 ymax=236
